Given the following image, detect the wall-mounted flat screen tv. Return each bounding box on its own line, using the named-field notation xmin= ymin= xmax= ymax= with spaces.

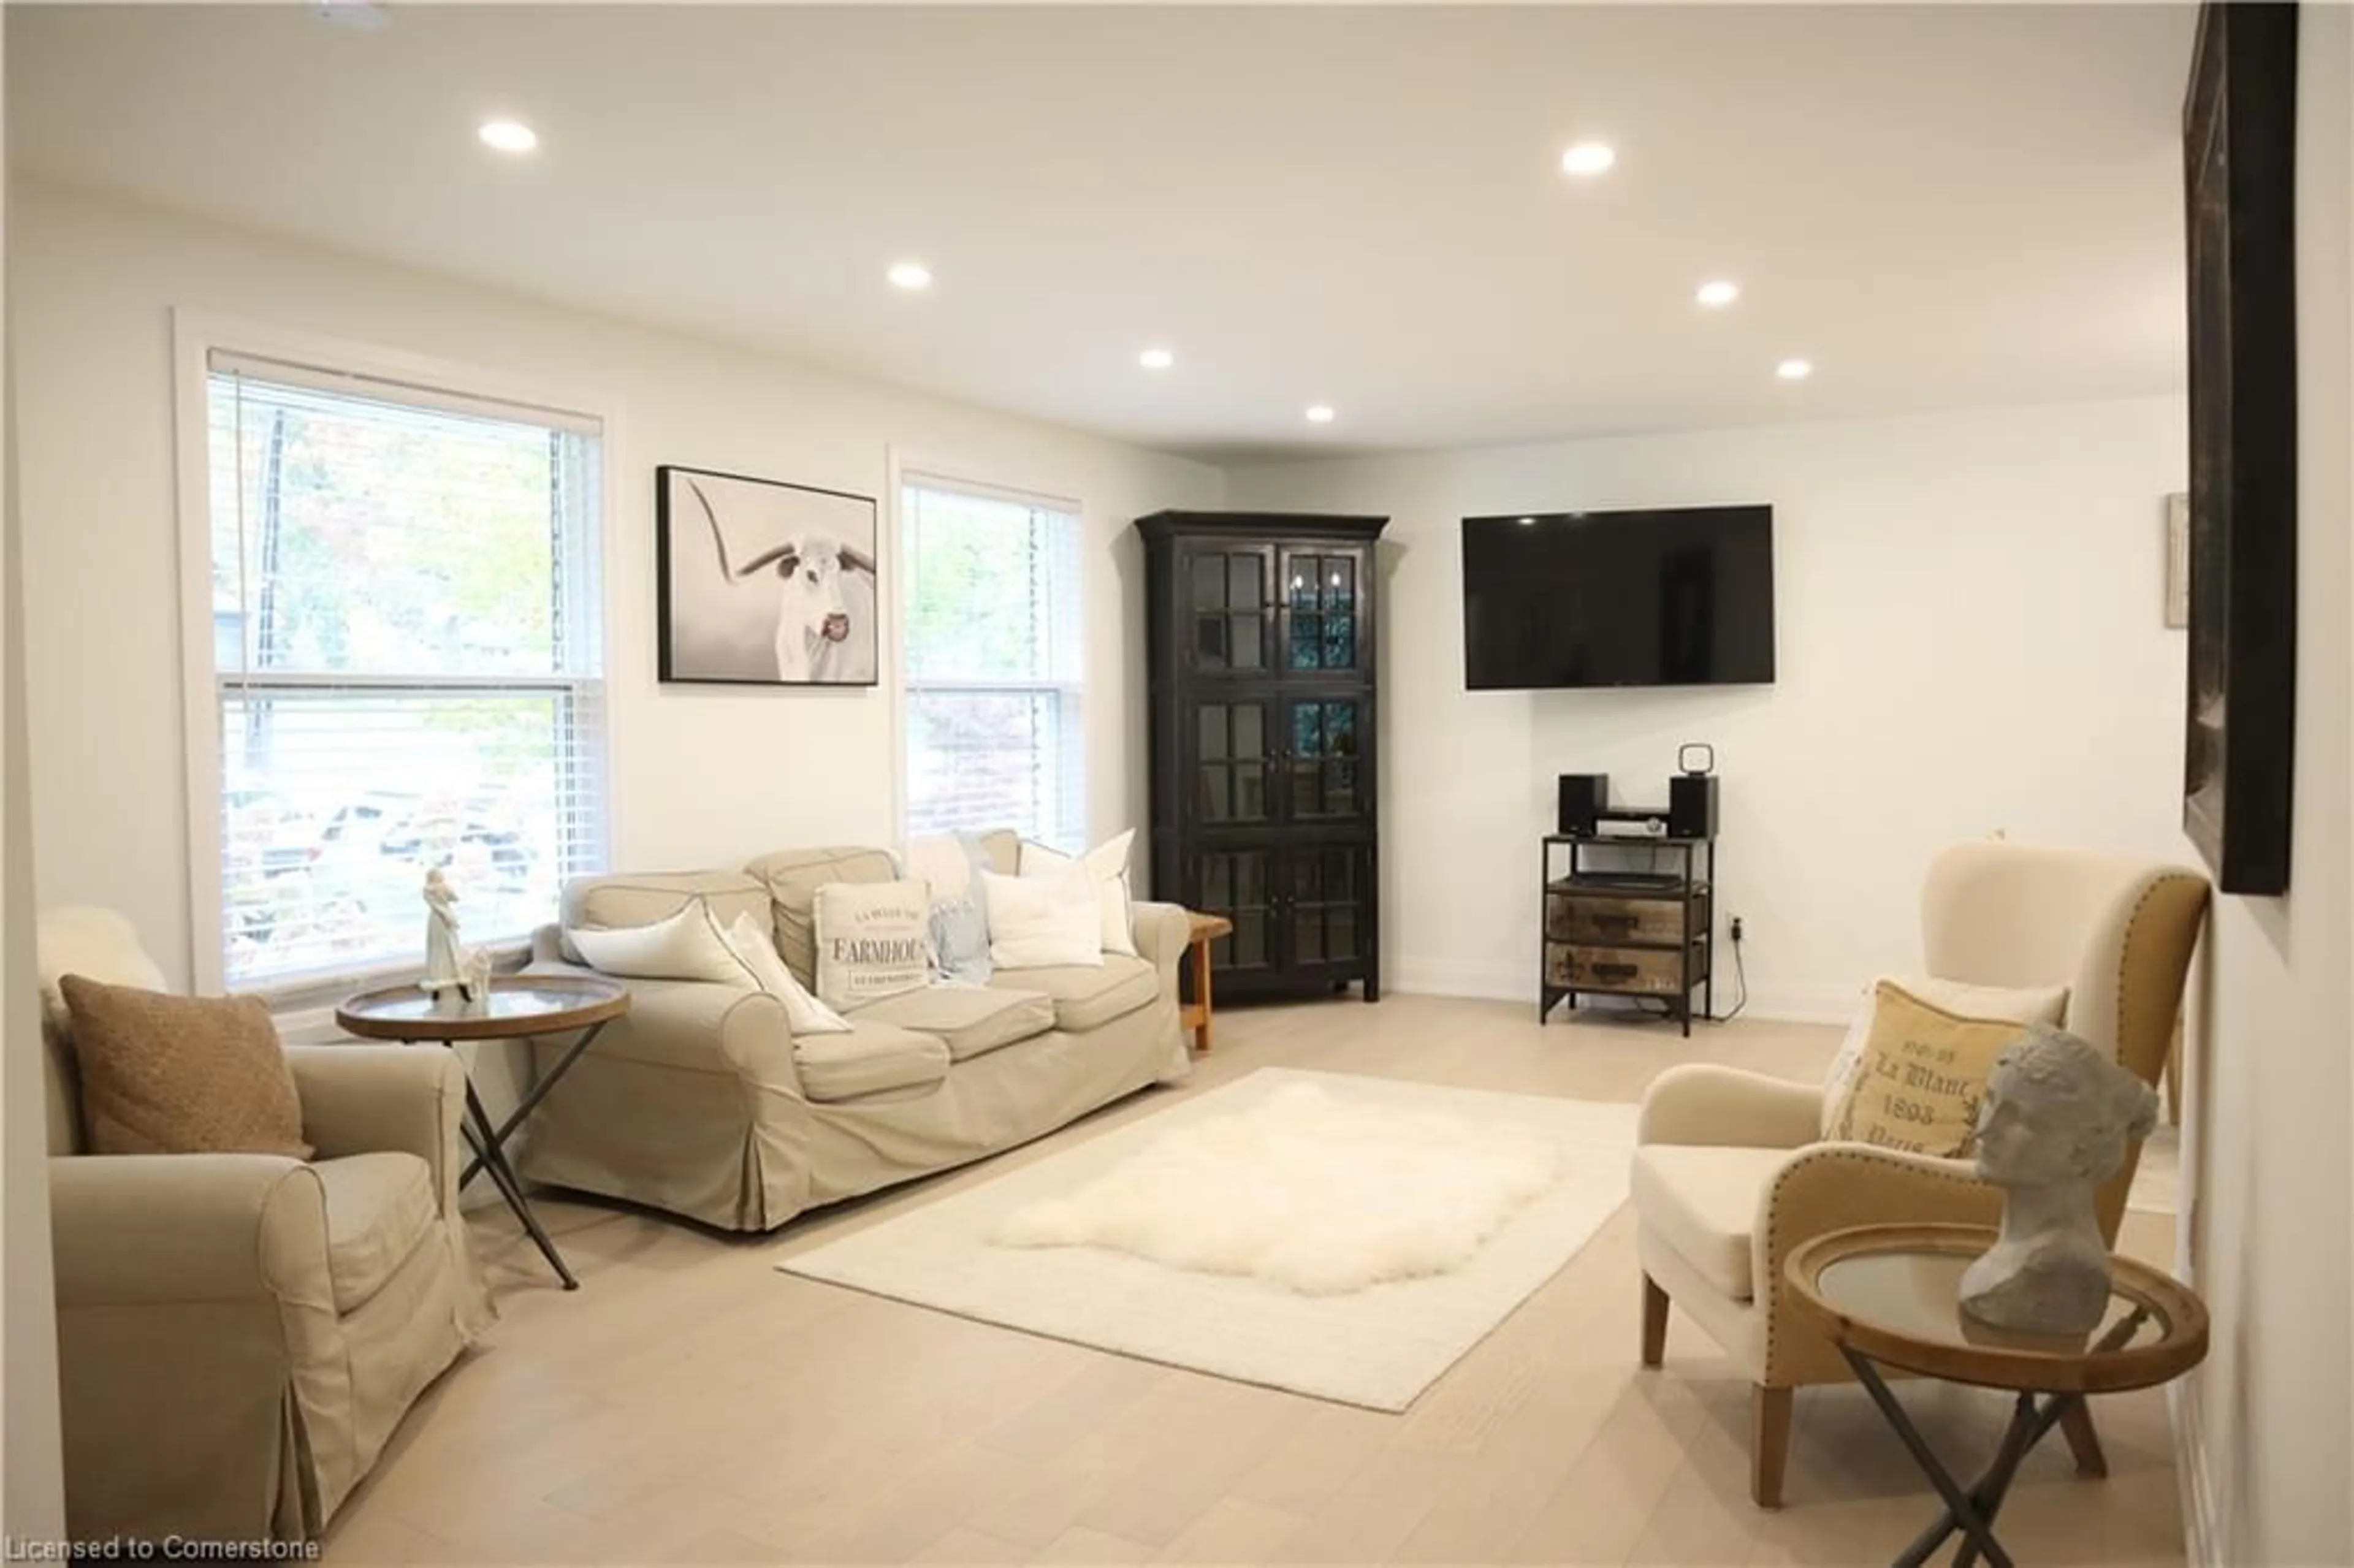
xmin=1461 ymin=504 xmax=1776 ymax=689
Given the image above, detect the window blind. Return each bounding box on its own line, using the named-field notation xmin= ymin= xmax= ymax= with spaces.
xmin=207 ymin=354 xmax=608 ymax=990
xmin=901 ymin=477 xmax=1084 ymax=848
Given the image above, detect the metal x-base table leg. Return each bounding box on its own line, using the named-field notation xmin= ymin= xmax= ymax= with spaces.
xmin=1842 ymin=1350 xmax=2070 ymax=1568
xmin=443 ymin=1017 xmax=614 ymax=1292
xmin=1843 ymin=1304 xmax=2149 ymax=1568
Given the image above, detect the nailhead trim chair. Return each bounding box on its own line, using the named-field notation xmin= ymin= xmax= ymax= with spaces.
xmin=1629 ymin=843 xmax=2210 ymax=1507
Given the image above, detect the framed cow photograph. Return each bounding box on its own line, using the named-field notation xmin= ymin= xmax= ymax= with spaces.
xmin=657 ymin=465 xmax=880 ymax=687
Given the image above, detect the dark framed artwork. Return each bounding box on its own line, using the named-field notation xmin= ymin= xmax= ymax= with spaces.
xmin=657 ymin=465 xmax=880 ymax=687
xmin=2181 ymin=1 xmax=2299 ymax=896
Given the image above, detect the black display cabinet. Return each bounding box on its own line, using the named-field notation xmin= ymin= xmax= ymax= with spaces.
xmin=1137 ymin=511 xmax=1387 ymax=1003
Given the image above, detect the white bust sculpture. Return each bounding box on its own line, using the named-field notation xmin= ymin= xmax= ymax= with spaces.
xmin=1960 ymin=1024 xmax=2159 ymax=1334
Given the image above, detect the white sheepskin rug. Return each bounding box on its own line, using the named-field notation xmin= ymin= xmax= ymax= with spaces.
xmin=991 ymin=1083 xmax=1561 ymax=1294
xmin=777 ymin=1069 xmax=1640 ymax=1410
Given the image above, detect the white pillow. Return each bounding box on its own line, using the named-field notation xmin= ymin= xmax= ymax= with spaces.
xmin=813 ymin=878 xmax=934 ymax=1010
xmin=903 ymin=832 xmax=977 ymax=902
xmin=1820 ymin=975 xmax=2070 ymax=1138
xmin=567 ymin=900 xmax=751 ymax=985
xmin=37 ymin=906 xmax=169 ymax=1035
xmin=1019 ymin=829 xmax=1137 ymax=958
xmin=722 ymin=911 xmax=850 ymax=1035
xmin=984 ymin=866 xmax=1104 ymax=969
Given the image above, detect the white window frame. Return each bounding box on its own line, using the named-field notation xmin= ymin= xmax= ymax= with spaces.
xmin=172 ymin=312 xmax=623 ymax=999
xmin=888 ymin=452 xmax=1090 ymax=853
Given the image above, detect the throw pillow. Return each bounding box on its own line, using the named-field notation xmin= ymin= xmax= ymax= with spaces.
xmin=902 ymin=832 xmax=977 ymax=901
xmin=37 ymin=906 xmax=168 ymax=1040
xmin=909 ymin=831 xmax=996 ymax=984
xmin=722 ymin=911 xmax=850 ymax=1035
xmin=1823 ymin=981 xmax=2031 ymax=1157
xmin=59 ymin=975 xmax=312 ymax=1160
xmin=567 ymin=899 xmax=750 ymax=986
xmin=813 ymin=878 xmax=934 ymax=1010
xmin=1018 ymin=829 xmax=1138 ymax=957
xmin=1820 ymin=976 xmax=2068 ymax=1138
xmin=983 ymin=866 xmax=1105 ymax=969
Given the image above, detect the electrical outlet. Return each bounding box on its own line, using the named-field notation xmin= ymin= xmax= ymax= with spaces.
xmin=1730 ymin=916 xmax=1745 ymax=943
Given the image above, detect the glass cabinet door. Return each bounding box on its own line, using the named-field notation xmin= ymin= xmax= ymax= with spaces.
xmin=1197 ymin=850 xmax=1274 ymax=975
xmin=1195 ymin=699 xmax=1275 ymax=826
xmin=1279 ymin=548 xmax=1367 ymax=676
xmin=1285 ymin=847 xmax=1368 ymax=969
xmin=1185 ymin=546 xmax=1273 ymax=676
xmin=1285 ymin=696 xmax=1366 ymax=823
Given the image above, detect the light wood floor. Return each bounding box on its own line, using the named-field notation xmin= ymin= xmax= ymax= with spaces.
xmin=322 ymin=994 xmax=2186 ymax=1567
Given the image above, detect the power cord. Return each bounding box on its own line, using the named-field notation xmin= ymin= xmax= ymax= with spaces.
xmin=1718 ymin=918 xmax=1750 ymax=1022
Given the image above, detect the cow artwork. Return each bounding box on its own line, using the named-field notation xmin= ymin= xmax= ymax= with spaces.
xmin=657 ymin=465 xmax=880 ymax=685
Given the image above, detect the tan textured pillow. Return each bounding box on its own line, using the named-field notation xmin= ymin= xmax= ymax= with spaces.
xmin=60 ymin=976 xmax=312 ymax=1159
xmin=1824 ymin=980 xmax=2026 ymax=1157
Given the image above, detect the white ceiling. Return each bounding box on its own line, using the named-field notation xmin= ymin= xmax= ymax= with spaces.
xmin=9 ymin=4 xmax=2195 ymax=462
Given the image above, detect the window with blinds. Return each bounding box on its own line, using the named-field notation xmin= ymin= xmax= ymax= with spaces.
xmin=901 ymin=477 xmax=1084 ymax=848
xmin=206 ymin=352 xmax=608 ymax=991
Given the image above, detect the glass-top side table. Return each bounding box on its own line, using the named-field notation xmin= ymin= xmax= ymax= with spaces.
xmin=1785 ymin=1223 xmax=2207 ymax=1568
xmin=336 ymin=975 xmax=628 ymax=1291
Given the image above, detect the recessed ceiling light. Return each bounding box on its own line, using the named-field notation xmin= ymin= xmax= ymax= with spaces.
xmin=1138 ymin=348 xmax=1175 ymax=371
xmin=1305 ymin=405 xmax=1336 ymax=424
xmin=1696 ymin=280 xmax=1741 ymax=308
xmin=1776 ymin=358 xmax=1814 ymax=381
xmin=886 ymin=261 xmax=934 ymax=291
xmin=1560 ymin=142 xmax=1617 ymax=177
xmin=478 ymin=120 xmax=538 ymax=154
xmin=1517 ymin=517 xmax=1536 ymax=526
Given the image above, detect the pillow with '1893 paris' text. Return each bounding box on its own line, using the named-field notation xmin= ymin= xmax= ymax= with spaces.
xmin=1824 ymin=980 xmax=2027 ymax=1158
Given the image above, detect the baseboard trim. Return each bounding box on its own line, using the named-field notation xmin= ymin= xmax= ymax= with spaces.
xmin=2171 ymin=1376 xmax=2222 ymax=1568
xmin=1385 ymin=962 xmax=1850 ymax=1026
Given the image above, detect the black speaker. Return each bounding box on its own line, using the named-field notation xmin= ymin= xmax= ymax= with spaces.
xmin=1668 ymin=773 xmax=1720 ymax=839
xmin=1558 ymin=773 xmax=1609 ymax=837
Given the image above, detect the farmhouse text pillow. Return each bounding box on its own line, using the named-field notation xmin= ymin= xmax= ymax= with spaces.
xmin=813 ymin=878 xmax=934 ymax=1010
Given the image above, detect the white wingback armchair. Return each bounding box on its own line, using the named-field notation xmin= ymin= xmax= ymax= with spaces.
xmin=1629 ymin=842 xmax=2210 ymax=1507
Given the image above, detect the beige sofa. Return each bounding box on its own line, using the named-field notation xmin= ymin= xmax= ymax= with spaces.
xmin=39 ymin=911 xmax=492 ymax=1543
xmin=520 ymin=832 xmax=1194 ymax=1231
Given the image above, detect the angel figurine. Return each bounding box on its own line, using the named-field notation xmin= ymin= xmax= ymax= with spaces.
xmin=421 ymin=867 xmax=467 ymax=1005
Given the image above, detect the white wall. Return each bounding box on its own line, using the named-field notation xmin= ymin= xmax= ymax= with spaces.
xmin=10 ymin=183 xmax=1221 ymax=990
xmin=1228 ymin=397 xmax=2188 ymax=1016
xmin=3 ymin=26 xmax=72 ymax=1537
xmin=2177 ymin=9 xmax=2354 ymax=1564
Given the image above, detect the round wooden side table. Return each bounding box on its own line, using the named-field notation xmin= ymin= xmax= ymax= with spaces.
xmin=1785 ymin=1222 xmax=2208 ymax=1568
xmin=337 ymin=975 xmax=628 ymax=1290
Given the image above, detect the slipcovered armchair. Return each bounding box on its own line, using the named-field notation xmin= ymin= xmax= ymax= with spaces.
xmin=1629 ymin=843 xmax=2210 ymax=1507
xmin=39 ymin=910 xmax=493 ymax=1544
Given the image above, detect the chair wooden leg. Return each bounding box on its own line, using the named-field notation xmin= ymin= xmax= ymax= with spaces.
xmin=2059 ymin=1398 xmax=2109 ymax=1479
xmin=2165 ymin=1020 xmax=2184 ymax=1127
xmin=1751 ymin=1384 xmax=1794 ymax=1509
xmin=1640 ymin=1274 xmax=1669 ymax=1368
